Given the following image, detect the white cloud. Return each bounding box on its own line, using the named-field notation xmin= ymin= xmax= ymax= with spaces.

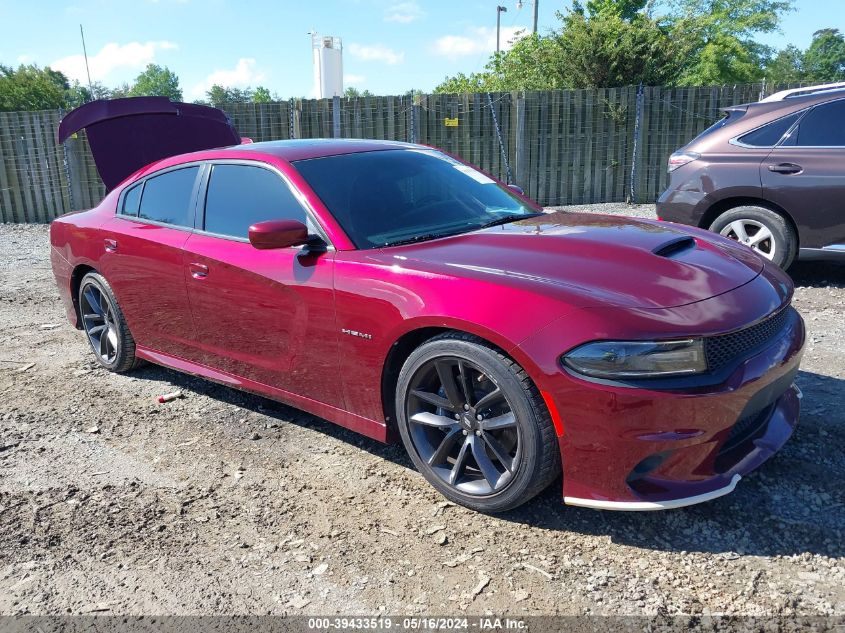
xmin=189 ymin=58 xmax=266 ymax=99
xmin=344 ymin=73 xmax=366 ymax=85
xmin=432 ymin=26 xmax=528 ymax=59
xmin=51 ymin=40 xmax=178 ymax=82
xmin=384 ymin=1 xmax=423 ymax=23
xmin=347 ymin=43 xmax=404 ymax=65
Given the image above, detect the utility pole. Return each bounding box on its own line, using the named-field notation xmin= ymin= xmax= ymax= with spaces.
xmin=79 ymin=24 xmax=94 ymax=96
xmin=517 ymin=1 xmax=539 ymax=35
xmin=496 ymin=5 xmax=508 ymax=53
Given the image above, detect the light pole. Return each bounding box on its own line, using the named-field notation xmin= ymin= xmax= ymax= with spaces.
xmin=516 ymin=0 xmax=539 ymax=35
xmin=496 ymin=5 xmax=508 ymax=53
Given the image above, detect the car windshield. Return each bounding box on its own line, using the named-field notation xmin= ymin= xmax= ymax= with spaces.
xmin=292 ymin=149 xmax=541 ymax=249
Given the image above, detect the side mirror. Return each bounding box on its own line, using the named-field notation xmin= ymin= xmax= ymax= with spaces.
xmin=248 ymin=220 xmax=309 ymax=250
xmin=507 ymin=184 xmax=525 ymax=195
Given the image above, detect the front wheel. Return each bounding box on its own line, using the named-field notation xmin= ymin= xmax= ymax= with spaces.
xmin=395 ymin=333 xmax=560 ymax=513
xmin=709 ymin=205 xmax=797 ymax=269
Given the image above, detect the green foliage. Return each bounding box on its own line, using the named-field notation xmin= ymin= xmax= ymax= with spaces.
xmin=668 ymin=0 xmax=795 ymax=85
xmin=343 ymin=87 xmax=375 ymax=98
xmin=206 ymin=84 xmax=256 ymax=107
xmin=252 ymin=86 xmax=274 ymax=103
xmin=764 ymin=45 xmax=804 ymax=83
xmin=580 ymin=0 xmax=648 ymax=21
xmin=803 ymin=28 xmax=845 ymax=81
xmin=0 ymin=64 xmax=69 ymax=111
xmin=556 ymin=11 xmax=683 ymax=87
xmin=128 ymin=64 xmax=182 ymax=101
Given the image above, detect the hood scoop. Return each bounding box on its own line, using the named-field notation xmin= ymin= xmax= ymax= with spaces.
xmin=652 ymin=236 xmax=697 ymax=258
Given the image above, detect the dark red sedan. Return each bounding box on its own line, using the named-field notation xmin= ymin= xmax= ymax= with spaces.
xmin=50 ymin=98 xmax=805 ymax=512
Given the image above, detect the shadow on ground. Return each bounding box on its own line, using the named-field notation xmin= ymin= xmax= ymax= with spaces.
xmin=134 ymin=356 xmax=844 ymax=561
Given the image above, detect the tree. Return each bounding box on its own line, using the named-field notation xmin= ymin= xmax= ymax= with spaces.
xmin=252 ymin=86 xmax=273 ymax=103
xmin=0 ymin=64 xmax=69 ymax=111
xmin=343 ymin=86 xmax=374 ymax=98
xmin=667 ymin=0 xmax=795 ymax=84
xmin=206 ymin=84 xmax=254 ymax=107
xmin=803 ymin=28 xmax=845 ymax=81
xmin=556 ymin=11 xmax=684 ymax=87
xmin=65 ymin=80 xmax=114 ymax=108
xmin=435 ymin=10 xmax=682 ymax=92
xmin=764 ymin=45 xmax=804 ymax=82
xmin=129 ymin=64 xmax=182 ymax=101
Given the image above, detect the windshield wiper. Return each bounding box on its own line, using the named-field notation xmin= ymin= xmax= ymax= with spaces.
xmin=475 ymin=212 xmax=542 ymax=230
xmin=382 ymin=232 xmax=461 ymax=247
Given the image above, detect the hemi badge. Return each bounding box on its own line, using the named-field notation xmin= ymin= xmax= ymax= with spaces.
xmin=341 ymin=328 xmax=373 ymax=340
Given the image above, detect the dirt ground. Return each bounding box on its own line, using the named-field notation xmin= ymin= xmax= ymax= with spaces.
xmin=0 ymin=216 xmax=843 ymax=617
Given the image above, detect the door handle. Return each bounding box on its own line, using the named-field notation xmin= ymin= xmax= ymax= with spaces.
xmin=189 ymin=262 xmax=209 ymax=279
xmin=104 ymin=238 xmax=118 ymax=253
xmin=768 ymin=163 xmax=803 ymax=174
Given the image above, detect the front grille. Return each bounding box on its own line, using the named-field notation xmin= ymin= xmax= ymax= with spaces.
xmin=705 ymin=306 xmax=791 ymax=372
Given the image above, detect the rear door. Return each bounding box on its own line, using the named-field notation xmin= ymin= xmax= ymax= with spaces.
xmin=99 ymin=165 xmax=202 ymax=358
xmin=761 ymin=99 xmax=845 ymax=249
xmin=181 ymin=162 xmax=343 ymax=407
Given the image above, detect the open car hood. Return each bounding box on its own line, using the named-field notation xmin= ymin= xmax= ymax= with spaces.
xmin=57 ymin=97 xmax=241 ymax=191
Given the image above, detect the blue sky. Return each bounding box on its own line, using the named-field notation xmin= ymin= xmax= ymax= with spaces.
xmin=0 ymin=0 xmax=838 ymax=100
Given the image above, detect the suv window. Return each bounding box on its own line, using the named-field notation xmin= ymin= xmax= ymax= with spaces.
xmin=138 ymin=167 xmax=199 ymax=227
xmin=121 ymin=183 xmax=142 ymax=217
xmin=203 ymin=164 xmax=307 ymax=239
xmin=737 ymin=112 xmax=801 ymax=147
xmin=790 ymin=100 xmax=845 ymax=147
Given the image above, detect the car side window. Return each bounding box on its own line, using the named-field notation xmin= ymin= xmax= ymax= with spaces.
xmin=737 ymin=112 xmax=801 ymax=147
xmin=203 ymin=164 xmax=308 ymax=239
xmin=790 ymin=100 xmax=845 ymax=147
xmin=121 ymin=183 xmax=142 ymax=217
xmin=137 ymin=166 xmax=200 ymax=227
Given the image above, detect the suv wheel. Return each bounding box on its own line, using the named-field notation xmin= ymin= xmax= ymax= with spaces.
xmin=710 ymin=205 xmax=797 ymax=268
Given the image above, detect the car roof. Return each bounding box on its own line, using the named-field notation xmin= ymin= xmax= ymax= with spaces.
xmin=220 ymin=138 xmax=421 ymax=162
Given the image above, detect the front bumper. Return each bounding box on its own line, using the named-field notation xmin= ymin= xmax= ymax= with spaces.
xmin=517 ymin=269 xmax=805 ymax=511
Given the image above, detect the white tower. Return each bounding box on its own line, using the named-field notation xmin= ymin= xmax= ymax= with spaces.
xmin=312 ymin=33 xmax=343 ymax=98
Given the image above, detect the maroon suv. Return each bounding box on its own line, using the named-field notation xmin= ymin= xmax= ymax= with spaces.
xmin=657 ymin=83 xmax=845 ymax=268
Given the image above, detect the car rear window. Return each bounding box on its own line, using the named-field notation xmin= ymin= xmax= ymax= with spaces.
xmin=121 ymin=183 xmax=142 ymax=217
xmin=789 ymin=99 xmax=845 ymax=146
xmin=138 ymin=167 xmax=199 ymax=227
xmin=737 ymin=111 xmax=801 ymax=147
xmin=689 ymin=109 xmax=745 ymax=144
xmin=203 ymin=164 xmax=307 ymax=239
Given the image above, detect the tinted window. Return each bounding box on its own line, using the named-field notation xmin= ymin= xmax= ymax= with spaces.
xmin=738 ymin=112 xmax=801 ymax=147
xmin=792 ymin=100 xmax=845 ymax=146
xmin=203 ymin=165 xmax=307 ymax=238
xmin=691 ymin=110 xmax=744 ymax=143
xmin=293 ymin=149 xmax=540 ymax=249
xmin=121 ymin=183 xmax=142 ymax=216
xmin=138 ymin=167 xmax=199 ymax=227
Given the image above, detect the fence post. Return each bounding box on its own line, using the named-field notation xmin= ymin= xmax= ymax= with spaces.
xmin=629 ymin=83 xmax=644 ymax=204
xmin=332 ymin=95 xmax=341 ymax=138
xmin=514 ymin=93 xmax=526 ymax=190
xmin=409 ymin=93 xmax=419 ymax=144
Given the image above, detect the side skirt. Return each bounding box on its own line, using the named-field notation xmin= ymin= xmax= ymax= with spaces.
xmin=135 ymin=346 xmax=389 ymax=443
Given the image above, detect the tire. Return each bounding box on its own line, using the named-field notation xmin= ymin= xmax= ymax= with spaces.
xmin=395 ymin=332 xmax=560 ymax=513
xmin=709 ymin=205 xmax=797 ymax=269
xmin=78 ymin=272 xmax=141 ymax=373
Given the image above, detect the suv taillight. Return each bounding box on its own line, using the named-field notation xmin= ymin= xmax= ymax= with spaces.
xmin=667 ymin=151 xmax=700 ymax=172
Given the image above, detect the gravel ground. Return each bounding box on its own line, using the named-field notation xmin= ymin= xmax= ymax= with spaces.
xmin=0 ymin=211 xmax=843 ymax=618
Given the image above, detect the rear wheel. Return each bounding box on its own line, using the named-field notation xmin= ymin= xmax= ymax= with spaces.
xmin=78 ymin=272 xmax=140 ymax=373
xmin=395 ymin=333 xmax=559 ymax=513
xmin=709 ymin=205 xmax=797 ymax=268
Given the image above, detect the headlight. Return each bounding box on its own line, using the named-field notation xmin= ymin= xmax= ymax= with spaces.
xmin=562 ymin=339 xmax=707 ymax=379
